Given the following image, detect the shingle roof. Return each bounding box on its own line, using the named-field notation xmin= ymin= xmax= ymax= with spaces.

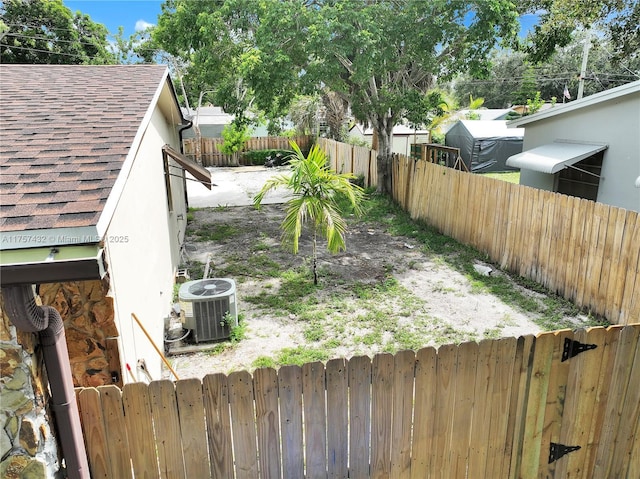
xmin=0 ymin=64 xmax=169 ymax=232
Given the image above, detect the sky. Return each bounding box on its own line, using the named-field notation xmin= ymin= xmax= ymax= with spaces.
xmin=64 ymin=0 xmax=163 ymax=38
xmin=64 ymin=1 xmax=539 ymax=40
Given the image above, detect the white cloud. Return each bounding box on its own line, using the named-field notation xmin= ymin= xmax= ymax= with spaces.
xmin=135 ymin=19 xmax=155 ymax=32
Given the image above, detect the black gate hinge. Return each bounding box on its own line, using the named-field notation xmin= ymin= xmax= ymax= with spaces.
xmin=561 ymin=338 xmax=597 ymax=362
xmin=549 ymin=442 xmax=581 ymax=463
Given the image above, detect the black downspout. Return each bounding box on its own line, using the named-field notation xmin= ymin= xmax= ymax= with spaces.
xmin=178 ymin=118 xmax=194 ymax=209
xmin=3 ymin=285 xmax=90 ymax=479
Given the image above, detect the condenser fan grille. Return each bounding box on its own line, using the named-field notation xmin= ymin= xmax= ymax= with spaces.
xmin=188 ymin=279 xmax=233 ymax=297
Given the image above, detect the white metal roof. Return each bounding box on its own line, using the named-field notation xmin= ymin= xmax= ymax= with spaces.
xmin=459 ymin=120 xmax=525 ymax=139
xmin=506 ymin=140 xmax=608 ymax=174
xmin=458 ymin=108 xmax=513 ymax=120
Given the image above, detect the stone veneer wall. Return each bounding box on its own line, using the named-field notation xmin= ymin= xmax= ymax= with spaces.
xmin=0 ymin=290 xmax=60 ymax=478
xmin=39 ymin=280 xmax=118 ymax=388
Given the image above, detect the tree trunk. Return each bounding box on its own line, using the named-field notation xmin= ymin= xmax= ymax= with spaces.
xmin=374 ymin=116 xmax=394 ymax=194
xmin=312 ymin=229 xmax=318 ymax=285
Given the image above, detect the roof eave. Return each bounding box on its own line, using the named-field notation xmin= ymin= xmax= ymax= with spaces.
xmin=508 ymin=80 xmax=640 ymax=128
xmin=0 ymin=245 xmax=106 ymax=286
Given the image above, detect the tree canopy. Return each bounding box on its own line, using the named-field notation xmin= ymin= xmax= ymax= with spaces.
xmin=1 ymin=0 xmax=115 ymax=64
xmin=154 ymin=0 xmax=519 ymax=192
xmin=518 ymin=0 xmax=640 ymax=64
xmin=453 ymin=30 xmax=640 ymax=108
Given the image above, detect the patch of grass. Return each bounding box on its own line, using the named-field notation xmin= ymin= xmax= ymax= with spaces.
xmin=481 ymin=171 xmax=520 ymax=184
xmin=277 ymin=346 xmax=330 ymax=366
xmin=191 ymin=223 xmax=239 ymax=242
xmin=244 ymin=267 xmax=318 ymax=315
xmin=205 ymin=343 xmax=229 ymax=356
xmin=186 ymin=206 xmax=199 ymax=222
xmin=303 ymin=321 xmax=325 ymax=342
xmin=181 ymin=260 xmax=204 ymax=281
xmin=229 ymin=314 xmax=247 ymax=343
xmin=483 ymin=327 xmax=504 ymax=340
xmin=393 ymin=327 xmax=426 ymax=351
xmin=252 ymin=356 xmax=276 ymax=369
xmin=251 ymin=234 xmax=272 ymax=252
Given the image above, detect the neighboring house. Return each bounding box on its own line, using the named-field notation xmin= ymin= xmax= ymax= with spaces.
xmin=349 ymin=123 xmax=431 ymax=157
xmin=182 ymin=105 xmax=234 ymax=139
xmin=0 ymin=65 xmax=210 ymax=384
xmin=506 ymin=80 xmax=640 ymax=212
xmin=182 ymin=105 xmax=271 ymax=138
xmin=445 ymin=120 xmax=524 ymax=172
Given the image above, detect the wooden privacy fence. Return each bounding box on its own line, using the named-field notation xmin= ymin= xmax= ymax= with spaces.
xmin=76 ymin=325 xmax=640 ymax=478
xmin=318 ymin=139 xmax=639 ymax=325
xmin=319 ymin=138 xmax=378 ymax=188
xmin=184 ymin=136 xmax=313 ymax=167
xmin=393 ymin=158 xmax=640 ymax=325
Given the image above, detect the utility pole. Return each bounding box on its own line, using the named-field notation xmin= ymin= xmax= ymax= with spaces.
xmin=577 ymin=30 xmax=592 ymax=100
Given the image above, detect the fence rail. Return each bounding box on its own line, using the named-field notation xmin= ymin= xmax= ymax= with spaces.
xmin=76 ymin=324 xmax=640 ymax=478
xmin=183 ymin=136 xmax=313 ymax=167
xmin=319 ymin=140 xmax=640 ymax=325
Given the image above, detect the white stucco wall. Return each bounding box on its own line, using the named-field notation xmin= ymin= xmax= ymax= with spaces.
xmin=104 ymin=105 xmax=186 ymax=381
xmin=348 ymin=128 xmax=430 ymax=156
xmin=518 ymin=90 xmax=640 ymax=211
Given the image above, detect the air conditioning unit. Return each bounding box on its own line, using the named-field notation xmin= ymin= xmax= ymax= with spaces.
xmin=178 ymin=278 xmax=238 ymax=343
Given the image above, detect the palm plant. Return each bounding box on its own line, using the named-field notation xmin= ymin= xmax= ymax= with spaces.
xmin=253 ymin=141 xmax=365 ymax=285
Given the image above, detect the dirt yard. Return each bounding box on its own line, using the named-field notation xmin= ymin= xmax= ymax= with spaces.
xmin=164 ymin=198 xmax=598 ymax=380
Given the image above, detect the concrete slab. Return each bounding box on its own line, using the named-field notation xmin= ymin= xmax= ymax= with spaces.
xmin=186 ymin=165 xmax=292 ymax=208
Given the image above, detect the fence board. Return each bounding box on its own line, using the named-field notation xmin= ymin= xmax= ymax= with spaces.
xmin=583 ymin=202 xmax=609 ymax=314
xmin=505 ymin=335 xmax=535 ymax=479
xmin=390 ymin=350 xmax=415 ymax=479
xmin=582 ymin=326 xmax=623 ymax=475
xmin=253 ymin=367 xmax=282 ymax=479
xmin=97 ymin=385 xmax=133 ymax=479
xmin=122 ymin=382 xmax=160 ymax=479
xmin=556 ymin=328 xmax=606 ymax=478
xmin=78 ymin=388 xmax=110 ymax=479
xmin=370 ymin=353 xmax=394 ymax=479
xmin=620 ymin=213 xmax=640 ymax=321
xmin=348 ymin=355 xmax=372 ymax=479
xmin=148 ymin=381 xmax=186 ymax=479
xmin=518 ymin=332 xmax=554 ymax=479
xmin=449 ymin=342 xmax=477 ymax=478
xmin=538 ymin=329 xmax=574 ymax=479
xmin=175 ymin=379 xmax=210 ymax=478
xmin=410 ymin=347 xmax=436 ymax=479
xmin=302 ymin=361 xmax=327 ymax=478
xmin=432 ymin=344 xmax=456 ymax=477
xmin=487 ymin=337 xmax=518 ymax=477
xmin=593 ymin=325 xmax=640 ymax=476
xmin=576 ymin=200 xmax=596 ymax=308
xmin=606 ymin=326 xmax=640 ymax=477
xmin=611 ymin=211 xmax=638 ymax=321
xmin=468 ymin=340 xmax=493 ymax=477
xmin=228 ymin=371 xmax=258 ymax=479
xmin=278 ymin=365 xmax=304 ymax=479
xmin=326 ymin=358 xmax=348 ymax=479
xmin=202 ymin=373 xmax=233 ymax=479
xmin=549 ymin=193 xmax=570 ymax=293
xmin=603 ymin=209 xmax=629 ymax=319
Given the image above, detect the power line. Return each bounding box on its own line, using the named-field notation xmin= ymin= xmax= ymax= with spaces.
xmin=0 ymin=43 xmax=97 ymax=60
